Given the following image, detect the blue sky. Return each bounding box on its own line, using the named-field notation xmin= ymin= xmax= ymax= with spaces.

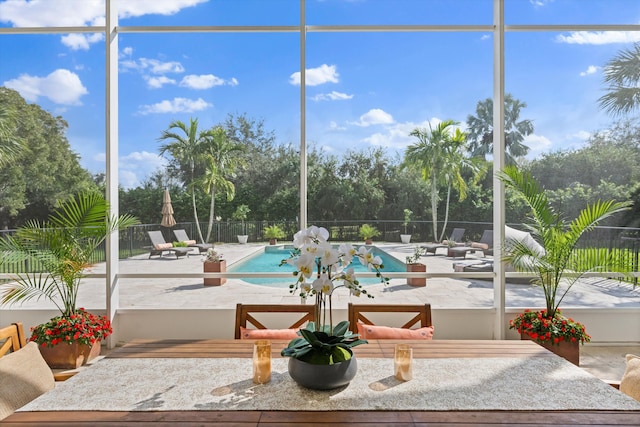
xmin=1 ymin=0 xmax=639 ymax=189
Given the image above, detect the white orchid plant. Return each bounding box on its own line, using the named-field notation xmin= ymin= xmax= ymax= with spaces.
xmin=279 ymin=225 xmax=389 ymax=364
xmin=281 ymin=225 xmax=389 ymax=329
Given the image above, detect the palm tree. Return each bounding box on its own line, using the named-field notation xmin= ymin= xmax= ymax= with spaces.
xmin=0 ymin=192 xmax=139 ymax=317
xmin=598 ymin=43 xmax=640 ymax=117
xmin=498 ymin=165 xmax=631 ymax=318
xmin=466 ymin=93 xmax=533 ymax=165
xmin=199 ymin=126 xmax=245 ymax=243
xmin=158 ymin=118 xmax=209 ymax=243
xmin=404 ymin=120 xmax=482 ymax=242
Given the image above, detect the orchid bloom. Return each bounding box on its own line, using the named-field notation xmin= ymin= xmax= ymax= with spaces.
xmin=357 ymin=246 xmax=382 ymax=269
xmin=312 ymin=273 xmax=333 ymax=295
xmin=339 ymin=243 xmax=356 ymax=264
xmin=295 ymin=252 xmax=316 ymax=279
xmin=318 ymin=241 xmax=339 ymax=268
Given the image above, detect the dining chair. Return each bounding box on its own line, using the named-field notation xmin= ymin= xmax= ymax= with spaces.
xmin=234 ymin=303 xmax=316 ymax=339
xmin=348 ymin=303 xmax=434 ymax=339
xmin=0 ymin=323 xmax=59 ymax=420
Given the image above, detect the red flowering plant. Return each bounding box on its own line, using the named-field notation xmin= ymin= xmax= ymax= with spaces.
xmin=510 ymin=309 xmax=590 ymax=345
xmin=29 ymin=308 xmax=112 ymax=347
xmin=0 ymin=192 xmax=138 ymax=349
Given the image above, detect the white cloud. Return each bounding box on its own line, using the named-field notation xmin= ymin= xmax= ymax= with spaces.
xmin=556 ymin=31 xmax=640 ymax=45
xmin=139 ymin=58 xmax=185 ymax=74
xmin=137 ymin=97 xmax=212 ymax=115
xmin=4 ymin=69 xmax=88 ymax=105
xmin=145 ymin=76 xmax=177 ymax=89
xmin=349 ymin=108 xmax=394 ymax=127
xmin=93 ymin=151 xmax=168 ymax=189
xmin=179 ymin=74 xmax=238 ymax=89
xmin=311 ymin=91 xmax=353 ymax=102
xmin=529 ymin=0 xmax=555 ymax=6
xmin=579 ymin=65 xmax=600 ymax=77
xmin=480 ymin=34 xmax=491 ymax=41
xmin=362 ymin=119 xmax=435 ymax=149
xmin=328 ymin=121 xmax=346 ymax=131
xmin=61 ymin=33 xmax=104 ymax=51
xmin=0 ymin=0 xmax=206 ymax=27
xmin=523 ymin=133 xmax=552 ymax=158
xmin=290 ymin=64 xmax=339 ymax=86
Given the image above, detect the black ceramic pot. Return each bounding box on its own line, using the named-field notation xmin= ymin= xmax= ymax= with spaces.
xmin=287 ymin=355 xmax=358 ymax=390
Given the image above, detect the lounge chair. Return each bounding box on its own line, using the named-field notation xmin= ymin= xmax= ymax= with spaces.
xmin=421 ymin=227 xmax=466 ymax=255
xmin=147 ymin=230 xmax=191 ymax=259
xmin=447 ymin=230 xmax=493 ymax=259
xmin=173 ymin=229 xmax=214 ymax=254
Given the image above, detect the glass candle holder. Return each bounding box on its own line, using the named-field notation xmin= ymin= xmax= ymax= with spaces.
xmin=394 ymin=343 xmax=413 ymax=381
xmin=253 ymin=340 xmax=271 ymax=384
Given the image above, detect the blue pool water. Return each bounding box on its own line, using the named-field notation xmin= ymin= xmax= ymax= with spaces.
xmin=229 ymin=245 xmax=405 ymax=286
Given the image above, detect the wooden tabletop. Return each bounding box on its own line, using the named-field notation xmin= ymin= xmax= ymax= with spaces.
xmin=4 ymin=339 xmax=640 ymax=426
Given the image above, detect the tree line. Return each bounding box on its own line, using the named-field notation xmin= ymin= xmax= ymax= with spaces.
xmin=1 ymin=41 xmax=640 ymax=238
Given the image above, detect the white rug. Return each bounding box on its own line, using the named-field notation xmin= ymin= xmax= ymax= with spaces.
xmin=21 ymin=357 xmax=640 ymax=412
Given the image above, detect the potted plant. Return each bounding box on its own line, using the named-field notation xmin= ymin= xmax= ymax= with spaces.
xmin=264 ymin=224 xmax=285 ymax=245
xmin=280 ymin=225 xmax=389 ymax=390
xmin=405 ymin=245 xmax=426 ymax=287
xmin=0 ymin=191 xmax=139 ymax=369
xmin=400 ymin=208 xmax=413 ymax=244
xmin=358 ymin=223 xmax=380 ymax=245
xmin=203 ymin=247 xmax=226 ymax=286
xmin=231 ymin=204 xmax=250 ymax=244
xmin=499 ymin=165 xmax=631 ymax=365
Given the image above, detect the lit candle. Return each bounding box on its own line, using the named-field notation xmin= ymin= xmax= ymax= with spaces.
xmin=253 ymin=340 xmax=271 ymax=384
xmin=394 ymin=344 xmax=413 ymax=381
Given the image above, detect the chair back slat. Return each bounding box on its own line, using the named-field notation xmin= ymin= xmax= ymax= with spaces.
xmin=234 ymin=304 xmax=316 ymax=339
xmin=0 ymin=322 xmax=27 ymax=357
xmin=348 ymin=304 xmax=432 ymax=333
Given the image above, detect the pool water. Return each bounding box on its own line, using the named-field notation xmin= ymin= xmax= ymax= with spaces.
xmin=229 ymin=245 xmax=405 ymax=286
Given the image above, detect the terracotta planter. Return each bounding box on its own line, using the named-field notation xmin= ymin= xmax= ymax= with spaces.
xmin=204 ymin=260 xmax=226 ymax=286
xmin=520 ymin=333 xmax=580 ymax=365
xmin=269 ymin=238 xmax=277 ymax=245
xmin=365 ymin=239 xmax=373 ymax=245
xmin=407 ymin=263 xmax=426 ymax=287
xmin=38 ymin=340 xmax=101 ymax=369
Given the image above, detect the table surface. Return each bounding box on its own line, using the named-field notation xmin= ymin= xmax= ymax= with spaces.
xmin=5 ymin=339 xmax=640 ymax=426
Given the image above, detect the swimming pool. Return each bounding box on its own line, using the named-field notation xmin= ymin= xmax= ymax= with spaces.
xmin=229 ymin=245 xmax=405 ymax=286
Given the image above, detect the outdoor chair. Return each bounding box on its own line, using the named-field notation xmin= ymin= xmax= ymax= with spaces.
xmin=421 ymin=227 xmax=466 ymax=255
xmin=234 ymin=303 xmax=316 ymax=339
xmin=348 ymin=303 xmax=434 ymax=339
xmin=147 ymin=230 xmax=191 ymax=259
xmin=173 ymin=229 xmax=214 ymax=254
xmin=0 ymin=322 xmax=73 ymax=420
xmin=470 ymin=229 xmax=493 ymax=256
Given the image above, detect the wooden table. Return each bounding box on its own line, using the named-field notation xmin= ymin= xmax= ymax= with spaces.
xmin=4 ymin=340 xmax=640 ymax=426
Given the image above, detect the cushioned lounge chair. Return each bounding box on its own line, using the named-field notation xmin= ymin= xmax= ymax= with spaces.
xmin=470 ymin=229 xmax=493 ymax=256
xmin=421 ymin=227 xmax=466 ymax=255
xmin=147 ymin=230 xmax=191 ymax=259
xmin=173 ymin=229 xmax=214 ymax=254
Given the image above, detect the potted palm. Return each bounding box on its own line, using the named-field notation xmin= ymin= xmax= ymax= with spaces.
xmin=499 ymin=165 xmax=631 ymax=365
xmin=280 ymin=226 xmax=389 ymax=390
xmin=358 ymin=223 xmax=380 ymax=245
xmin=0 ymin=191 xmax=139 ymax=369
xmin=405 ymin=245 xmax=426 ymax=287
xmin=264 ymin=224 xmax=285 ymax=245
xmin=400 ymin=208 xmax=413 ymax=244
xmin=232 ymin=204 xmax=250 ymax=244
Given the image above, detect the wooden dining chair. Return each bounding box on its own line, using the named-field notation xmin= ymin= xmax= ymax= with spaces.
xmin=348 ymin=303 xmax=434 ymax=339
xmin=234 ymin=303 xmax=316 ymax=339
xmin=0 ymin=322 xmax=76 ymax=381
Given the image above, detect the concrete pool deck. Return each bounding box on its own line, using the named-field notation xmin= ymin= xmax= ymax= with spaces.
xmin=4 ymin=241 xmax=639 ymax=311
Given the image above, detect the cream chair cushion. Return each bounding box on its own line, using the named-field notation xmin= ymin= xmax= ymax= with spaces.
xmin=0 ymin=342 xmax=55 ymax=420
xmin=620 ymin=353 xmax=640 ymax=401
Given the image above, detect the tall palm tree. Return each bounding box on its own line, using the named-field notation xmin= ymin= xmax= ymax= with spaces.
xmin=404 ymin=120 xmax=481 ymax=242
xmin=598 ymin=43 xmax=640 ymax=117
xmin=498 ymin=165 xmax=631 ymax=318
xmin=466 ymin=93 xmax=533 ymax=165
xmin=199 ymin=126 xmax=245 ymax=243
xmin=158 ymin=118 xmax=209 ymax=243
